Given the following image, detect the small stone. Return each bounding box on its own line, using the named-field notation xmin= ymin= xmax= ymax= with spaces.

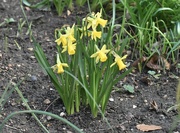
xmin=120 ymin=98 xmax=123 ymax=101
xmin=27 ymin=48 xmax=33 ymax=51
xmin=11 ymin=102 xmax=16 ymax=106
xmin=120 ymin=125 xmax=126 ymax=131
xmin=163 ymin=95 xmax=167 ymax=99
xmin=109 ymin=98 xmax=114 ymax=102
xmin=44 ymin=99 xmax=51 ymax=104
xmin=60 ymin=112 xmax=66 ymax=117
xmin=129 ymin=95 xmax=134 ymax=98
xmin=144 ymin=100 xmax=148 ymax=103
xmin=31 ymin=75 xmax=37 ymax=81
xmin=8 ymin=64 xmax=12 ymax=67
xmin=50 ymin=88 xmax=54 ymax=91
xmin=30 ymin=56 xmax=35 ymax=59
xmin=47 ymin=116 xmax=52 ymax=120
xmin=159 ymin=114 xmax=165 ymax=119
xmin=133 ymin=105 xmax=137 ymax=108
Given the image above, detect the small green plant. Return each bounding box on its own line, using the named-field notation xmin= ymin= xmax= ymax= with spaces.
xmin=117 ymin=0 xmax=180 ymax=68
xmin=0 ymin=18 xmax=15 ymax=27
xmin=34 ymin=9 xmax=131 ymax=117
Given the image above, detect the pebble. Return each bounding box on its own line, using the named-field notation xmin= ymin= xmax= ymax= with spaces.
xmin=47 ymin=116 xmax=52 ymax=120
xmin=163 ymin=95 xmax=167 ymax=99
xmin=50 ymin=88 xmax=54 ymax=91
xmin=159 ymin=114 xmax=165 ymax=119
xmin=129 ymin=95 xmax=134 ymax=98
xmin=11 ymin=102 xmax=16 ymax=106
xmin=133 ymin=105 xmax=137 ymax=108
xmin=31 ymin=75 xmax=37 ymax=81
xmin=120 ymin=98 xmax=123 ymax=101
xmin=17 ymin=64 xmax=21 ymax=67
xmin=43 ymin=99 xmax=51 ymax=104
xmin=144 ymin=100 xmax=147 ymax=103
xmin=27 ymin=48 xmax=33 ymax=51
xmin=109 ymin=98 xmax=114 ymax=102
xmin=60 ymin=112 xmax=66 ymax=117
xmin=30 ymin=56 xmax=35 ymax=59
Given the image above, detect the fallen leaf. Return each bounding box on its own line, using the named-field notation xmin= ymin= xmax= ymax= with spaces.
xmin=146 ymin=53 xmax=170 ymax=70
xmin=146 ymin=53 xmax=162 ymax=70
xmin=132 ymin=56 xmax=147 ymax=68
xmin=25 ymin=6 xmax=31 ymax=11
xmin=161 ymin=56 xmax=170 ymax=70
xmin=150 ymin=100 xmax=158 ymax=111
xmin=67 ymin=10 xmax=71 ymax=16
xmin=136 ymin=124 xmax=162 ymax=131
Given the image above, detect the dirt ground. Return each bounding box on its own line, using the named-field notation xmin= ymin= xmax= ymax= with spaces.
xmin=0 ymin=1 xmax=180 ymax=133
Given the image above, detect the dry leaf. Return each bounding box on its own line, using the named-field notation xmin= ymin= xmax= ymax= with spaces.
xmin=146 ymin=53 xmax=162 ymax=70
xmin=67 ymin=10 xmax=71 ymax=16
xmin=136 ymin=124 xmax=162 ymax=132
xmin=146 ymin=53 xmax=170 ymax=70
xmin=132 ymin=57 xmax=147 ymax=68
xmin=160 ymin=56 xmax=170 ymax=70
xmin=150 ymin=100 xmax=158 ymax=111
xmin=25 ymin=6 xmax=31 ymax=11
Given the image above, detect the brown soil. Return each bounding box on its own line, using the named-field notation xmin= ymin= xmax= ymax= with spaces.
xmin=0 ymin=1 xmax=180 ymax=133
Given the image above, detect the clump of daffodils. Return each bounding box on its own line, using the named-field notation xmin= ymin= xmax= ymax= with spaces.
xmin=47 ymin=9 xmax=130 ymax=117
xmin=53 ymin=10 xmax=127 ymax=73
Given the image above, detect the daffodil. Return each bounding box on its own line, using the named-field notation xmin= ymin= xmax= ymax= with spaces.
xmin=55 ymin=24 xmax=76 ymax=46
xmin=91 ymin=30 xmax=102 ymax=41
xmin=95 ymin=10 xmax=107 ymax=27
xmin=68 ymin=43 xmax=76 ymax=55
xmin=110 ymin=51 xmax=127 ymax=70
xmin=90 ymin=45 xmax=110 ymax=63
xmin=52 ymin=54 xmax=68 ymax=74
xmin=84 ymin=9 xmax=107 ymax=30
xmin=66 ymin=24 xmax=75 ymax=36
xmin=61 ymin=40 xmax=76 ymax=55
xmin=55 ymin=34 xmax=67 ymax=46
xmin=66 ymin=24 xmax=76 ymax=42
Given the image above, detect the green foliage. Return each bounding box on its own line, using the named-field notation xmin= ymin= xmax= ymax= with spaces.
xmin=34 ymin=9 xmax=131 ymax=117
xmin=117 ymin=0 xmax=180 ymax=64
xmin=123 ymin=84 xmax=134 ymax=93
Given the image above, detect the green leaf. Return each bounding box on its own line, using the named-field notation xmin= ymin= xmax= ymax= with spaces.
xmin=123 ymin=85 xmax=134 ymax=93
xmin=153 ymin=7 xmax=174 ymax=16
xmin=148 ymin=70 xmax=156 ymax=75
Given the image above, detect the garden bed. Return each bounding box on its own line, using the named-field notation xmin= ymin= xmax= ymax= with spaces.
xmin=0 ymin=1 xmax=180 ymax=133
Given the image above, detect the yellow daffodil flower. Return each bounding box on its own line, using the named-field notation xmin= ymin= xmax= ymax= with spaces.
xmin=66 ymin=24 xmax=76 ymax=42
xmin=84 ymin=9 xmax=107 ymax=30
xmin=110 ymin=51 xmax=127 ymax=70
xmin=91 ymin=30 xmax=102 ymax=41
xmin=52 ymin=54 xmax=68 ymax=74
xmin=68 ymin=42 xmax=76 ymax=55
xmin=55 ymin=34 xmax=67 ymax=46
xmin=66 ymin=24 xmax=75 ymax=36
xmin=90 ymin=45 xmax=110 ymax=63
xmin=55 ymin=24 xmax=76 ymax=46
xmin=61 ymin=40 xmax=76 ymax=55
xmin=94 ymin=10 xmax=107 ymax=28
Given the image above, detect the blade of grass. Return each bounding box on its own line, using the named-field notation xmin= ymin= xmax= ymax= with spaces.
xmin=13 ymin=84 xmax=49 ymax=133
xmin=0 ymin=110 xmax=83 ymax=133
